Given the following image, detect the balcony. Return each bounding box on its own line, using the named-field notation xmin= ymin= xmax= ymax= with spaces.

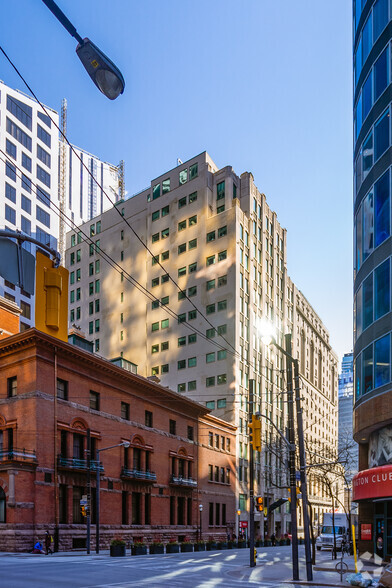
xmin=57 ymin=456 xmax=103 ymax=472
xmin=0 ymin=448 xmax=37 ymax=464
xmin=121 ymin=467 xmax=156 ymax=482
xmin=170 ymin=474 xmax=197 ymax=488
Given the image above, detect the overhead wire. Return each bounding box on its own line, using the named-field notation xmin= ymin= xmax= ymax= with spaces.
xmin=0 ymin=44 xmax=239 ymax=358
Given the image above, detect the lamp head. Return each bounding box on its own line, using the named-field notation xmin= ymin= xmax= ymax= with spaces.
xmin=257 ymin=318 xmax=276 ymax=346
xmin=199 ymin=504 xmax=203 ymax=511
xmin=76 ymin=38 xmax=125 ymax=100
xmin=122 ymin=441 xmax=130 ymax=449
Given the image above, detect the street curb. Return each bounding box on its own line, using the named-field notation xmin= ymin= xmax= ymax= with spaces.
xmin=314 ymin=565 xmax=380 ymax=575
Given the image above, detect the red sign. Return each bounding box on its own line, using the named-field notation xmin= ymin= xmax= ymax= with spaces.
xmin=361 ymin=524 xmax=372 ymax=541
xmin=352 ymin=465 xmax=392 ymax=501
xmin=239 ymin=521 xmax=248 ymax=529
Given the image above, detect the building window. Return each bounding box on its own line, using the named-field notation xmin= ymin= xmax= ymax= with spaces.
xmin=7 ymin=377 xmax=17 ymax=398
xmin=217 ymin=300 xmax=227 ymax=311
xmin=217 ymin=374 xmax=227 ymax=385
xmin=209 ymin=503 xmax=214 ymax=526
xmin=206 ymin=255 xmax=215 ymax=266
xmin=169 ymin=419 xmax=176 ymax=435
xmin=188 ymin=380 xmax=196 ymax=391
xmin=187 ymin=426 xmax=194 ymax=440
xmin=206 ymin=376 xmax=215 ymax=387
xmin=189 ymin=163 xmax=198 ymax=180
xmin=188 ymin=357 xmax=197 ymax=367
xmin=121 ymin=402 xmax=130 ymax=420
xmin=178 ymin=383 xmax=186 ymax=393
xmin=206 ymin=400 xmax=215 ymax=409
xmin=161 ymin=318 xmax=169 ymax=329
xmin=178 ymin=360 xmax=186 ymax=370
xmin=217 ymin=181 xmax=225 ymax=200
xmin=217 ymin=398 xmax=226 ymax=409
xmin=145 ymin=410 xmax=153 ymax=427
xmin=57 ymin=379 xmax=68 ymax=400
xmin=90 ymin=390 xmax=100 ymax=411
xmin=206 ymin=352 xmax=215 ymax=363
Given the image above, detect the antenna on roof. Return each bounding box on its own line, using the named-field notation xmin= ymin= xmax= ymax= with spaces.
xmin=177 ymin=158 xmax=183 ymax=166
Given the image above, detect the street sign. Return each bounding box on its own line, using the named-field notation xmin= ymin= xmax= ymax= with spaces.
xmin=295 ymin=471 xmax=301 ymax=481
xmin=239 ymin=521 xmax=248 ymax=529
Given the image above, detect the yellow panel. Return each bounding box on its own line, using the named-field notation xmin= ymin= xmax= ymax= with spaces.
xmin=35 ymin=251 xmax=69 ymax=342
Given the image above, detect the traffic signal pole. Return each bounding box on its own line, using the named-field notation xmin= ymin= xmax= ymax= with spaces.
xmin=249 ymin=379 xmax=255 ymax=568
xmin=285 ymin=334 xmax=299 ymax=581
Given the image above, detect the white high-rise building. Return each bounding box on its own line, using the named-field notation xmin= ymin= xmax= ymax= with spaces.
xmin=65 ymin=151 xmax=339 ymax=538
xmin=0 ymin=81 xmax=119 ymax=330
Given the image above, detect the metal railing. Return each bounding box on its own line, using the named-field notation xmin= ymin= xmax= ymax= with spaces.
xmin=0 ymin=448 xmax=37 ymax=462
xmin=170 ymin=474 xmax=197 ymax=487
xmin=121 ymin=467 xmax=157 ymax=481
xmin=57 ymin=455 xmax=103 ymax=471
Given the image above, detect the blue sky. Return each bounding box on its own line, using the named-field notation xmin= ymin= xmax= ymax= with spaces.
xmin=0 ymin=0 xmax=353 ymax=362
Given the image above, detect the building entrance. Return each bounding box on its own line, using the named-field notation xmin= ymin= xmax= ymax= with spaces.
xmin=374 ymin=501 xmax=392 ymax=560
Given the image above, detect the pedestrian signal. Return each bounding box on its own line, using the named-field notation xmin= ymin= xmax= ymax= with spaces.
xmin=255 ymin=497 xmax=264 ymax=512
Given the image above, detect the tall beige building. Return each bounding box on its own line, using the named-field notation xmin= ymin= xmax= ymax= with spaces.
xmin=65 ymin=151 xmax=338 ymax=537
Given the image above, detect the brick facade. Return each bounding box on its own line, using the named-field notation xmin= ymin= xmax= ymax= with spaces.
xmin=0 ymin=329 xmax=235 ymax=552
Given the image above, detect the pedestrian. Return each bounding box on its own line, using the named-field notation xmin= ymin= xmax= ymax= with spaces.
xmin=271 ymin=533 xmax=276 ymax=546
xmin=45 ymin=531 xmax=53 ymax=555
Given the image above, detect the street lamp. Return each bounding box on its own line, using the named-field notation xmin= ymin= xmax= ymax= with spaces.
xmin=199 ymin=504 xmax=203 ymax=542
xmin=237 ymin=509 xmax=241 ymax=539
xmin=96 ymin=441 xmax=130 ymax=554
xmin=260 ymin=325 xmax=313 ymax=582
xmin=42 ymin=0 xmax=125 ymax=100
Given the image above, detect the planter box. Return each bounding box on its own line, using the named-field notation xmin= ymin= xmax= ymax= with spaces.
xmin=206 ymin=543 xmax=218 ymax=551
xmin=237 ymin=542 xmax=246 ymax=549
xmin=218 ymin=542 xmax=228 ymax=550
xmin=255 ymin=540 xmax=264 ymax=547
xmin=110 ymin=544 xmax=126 ymax=557
xmin=166 ymin=544 xmax=180 ymax=553
xmin=227 ymin=542 xmax=235 ymax=549
xmin=131 ymin=546 xmax=147 ymax=556
xmin=180 ymin=544 xmax=193 ymax=553
xmin=150 ymin=545 xmax=164 ymax=554
xmin=194 ymin=544 xmax=206 ymax=552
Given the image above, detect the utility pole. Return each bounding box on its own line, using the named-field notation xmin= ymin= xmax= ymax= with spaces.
xmin=285 ymin=334 xmax=299 ymax=581
xmin=86 ymin=429 xmax=91 ymax=555
xmin=293 ymin=360 xmax=313 ymax=581
xmin=249 ymin=379 xmax=255 ymax=568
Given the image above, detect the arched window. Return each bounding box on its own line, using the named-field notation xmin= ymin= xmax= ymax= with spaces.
xmin=0 ymin=487 xmax=6 ymax=523
xmin=300 ymin=331 xmax=306 ymax=375
xmin=310 ymin=342 xmax=314 ymax=383
xmin=318 ymin=351 xmax=323 ymax=390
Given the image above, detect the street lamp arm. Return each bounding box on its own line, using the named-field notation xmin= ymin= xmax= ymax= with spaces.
xmin=258 ymin=413 xmax=294 ymax=451
xmin=41 ymin=0 xmax=84 ymax=44
xmin=97 ymin=442 xmax=129 ymax=455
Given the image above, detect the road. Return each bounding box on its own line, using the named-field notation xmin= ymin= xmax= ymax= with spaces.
xmin=0 ymin=545 xmax=351 ymax=587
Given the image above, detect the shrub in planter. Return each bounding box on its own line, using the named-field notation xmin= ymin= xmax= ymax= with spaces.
xmin=194 ymin=542 xmax=206 ymax=552
xmin=131 ymin=541 xmax=147 ymax=556
xmin=237 ymin=540 xmax=246 ymax=549
xmin=255 ymin=540 xmax=263 ymax=547
xmin=217 ymin=541 xmax=228 ymax=550
xmin=279 ymin=539 xmax=286 ymax=546
xmin=150 ymin=542 xmax=164 ymax=555
xmin=264 ymin=539 xmax=272 ymax=546
xmin=166 ymin=541 xmax=180 ymax=553
xmin=206 ymin=540 xmax=218 ymax=551
xmin=227 ymin=540 xmax=235 ymax=549
xmin=180 ymin=541 xmax=193 ymax=553
xmin=110 ymin=538 xmax=126 ymax=557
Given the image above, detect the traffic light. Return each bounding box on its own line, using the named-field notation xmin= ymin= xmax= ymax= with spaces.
xmin=248 ymin=415 xmax=261 ymax=451
xmin=255 ymin=496 xmax=264 ymax=512
xmin=81 ymin=505 xmax=86 ymax=517
xmin=288 ymin=487 xmax=301 ymax=506
xmin=35 ymin=251 xmax=69 ymax=341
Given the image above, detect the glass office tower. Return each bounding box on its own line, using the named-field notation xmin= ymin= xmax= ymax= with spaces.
xmin=352 ymin=0 xmax=392 ymax=560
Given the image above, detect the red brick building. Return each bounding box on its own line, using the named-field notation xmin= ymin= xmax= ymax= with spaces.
xmin=0 ymin=328 xmax=236 ymax=551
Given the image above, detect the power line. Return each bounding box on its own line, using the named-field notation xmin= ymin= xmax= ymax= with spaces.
xmin=0 ymin=44 xmax=238 ymax=357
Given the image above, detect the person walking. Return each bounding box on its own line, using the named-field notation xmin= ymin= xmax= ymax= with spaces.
xmin=45 ymin=531 xmax=53 ymax=555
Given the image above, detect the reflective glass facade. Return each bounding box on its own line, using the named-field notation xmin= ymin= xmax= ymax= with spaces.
xmin=354 ymin=0 xmax=392 ymax=403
